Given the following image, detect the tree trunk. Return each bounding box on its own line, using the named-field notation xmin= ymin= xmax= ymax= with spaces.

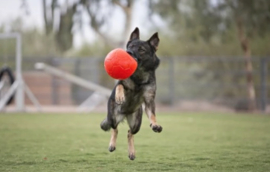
xmin=83 ymin=1 xmax=116 ymax=48
xmin=236 ymin=18 xmax=256 ymax=111
xmin=115 ymin=0 xmax=133 ymax=47
xmin=56 ymin=4 xmax=76 ymax=51
xmin=82 ymin=0 xmax=134 ymax=48
xmin=42 ymin=0 xmax=53 ymax=35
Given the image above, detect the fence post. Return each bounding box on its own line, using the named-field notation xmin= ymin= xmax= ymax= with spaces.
xmin=15 ymin=33 xmax=25 ymax=111
xmin=92 ymin=58 xmax=100 ymax=84
xmin=260 ymin=58 xmax=268 ymax=112
xmin=168 ymin=58 xmax=175 ymax=105
xmin=50 ymin=58 xmax=59 ymax=105
xmin=73 ymin=58 xmax=81 ymax=103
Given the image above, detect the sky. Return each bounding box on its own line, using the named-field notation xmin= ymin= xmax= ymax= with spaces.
xmin=0 ymin=0 xmax=161 ymax=48
xmin=0 ymin=0 xmax=43 ymax=29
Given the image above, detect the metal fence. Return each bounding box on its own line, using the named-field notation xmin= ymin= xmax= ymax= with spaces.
xmin=1 ymin=56 xmax=269 ymax=111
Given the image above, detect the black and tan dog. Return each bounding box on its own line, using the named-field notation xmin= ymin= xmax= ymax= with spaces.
xmin=100 ymin=27 xmax=162 ymax=160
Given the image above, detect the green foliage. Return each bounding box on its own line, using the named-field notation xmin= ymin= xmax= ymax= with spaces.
xmin=0 ymin=18 xmax=62 ymax=58
xmin=218 ymin=0 xmax=270 ymax=38
xmin=67 ymin=41 xmax=112 ymax=58
xmin=22 ymin=29 xmax=61 ymax=57
xmin=157 ymin=27 xmax=270 ymax=57
xmin=151 ymin=0 xmax=270 ymax=56
xmin=0 ymin=113 xmax=270 ymax=172
xmin=149 ymin=0 xmax=270 ymax=105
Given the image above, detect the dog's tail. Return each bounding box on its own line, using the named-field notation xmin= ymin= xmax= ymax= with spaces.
xmin=100 ymin=118 xmax=111 ymax=131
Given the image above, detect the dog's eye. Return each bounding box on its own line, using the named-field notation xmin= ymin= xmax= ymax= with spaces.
xmin=139 ymin=48 xmax=146 ymax=53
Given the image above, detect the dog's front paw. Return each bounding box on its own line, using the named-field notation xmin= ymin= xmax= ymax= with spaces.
xmin=115 ymin=94 xmax=125 ymax=104
xmin=150 ymin=124 xmax=163 ymax=133
xmin=115 ymin=84 xmax=125 ymax=104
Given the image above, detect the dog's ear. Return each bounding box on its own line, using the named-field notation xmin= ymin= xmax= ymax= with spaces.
xmin=148 ymin=32 xmax=159 ymax=51
xmin=129 ymin=27 xmax=140 ymax=41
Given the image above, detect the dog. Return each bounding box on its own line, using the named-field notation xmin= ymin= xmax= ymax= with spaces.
xmin=100 ymin=27 xmax=162 ymax=160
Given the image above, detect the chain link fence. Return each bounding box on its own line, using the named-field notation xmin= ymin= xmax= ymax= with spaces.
xmin=1 ymin=56 xmax=269 ymax=111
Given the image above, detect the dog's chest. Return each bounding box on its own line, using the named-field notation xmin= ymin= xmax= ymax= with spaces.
xmin=123 ymin=87 xmax=144 ymax=106
xmin=118 ymin=84 xmax=144 ymax=114
xmin=130 ymin=69 xmax=150 ymax=85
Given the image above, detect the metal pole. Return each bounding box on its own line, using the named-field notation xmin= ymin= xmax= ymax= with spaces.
xmin=168 ymin=58 xmax=175 ymax=105
xmin=51 ymin=59 xmax=59 ymax=105
xmin=260 ymin=58 xmax=268 ymax=112
xmin=15 ymin=33 xmax=24 ymax=111
xmin=35 ymin=63 xmax=111 ymax=96
xmin=0 ymin=81 xmax=19 ymax=111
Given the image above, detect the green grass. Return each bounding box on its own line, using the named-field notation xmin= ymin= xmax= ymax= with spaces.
xmin=0 ymin=112 xmax=270 ymax=172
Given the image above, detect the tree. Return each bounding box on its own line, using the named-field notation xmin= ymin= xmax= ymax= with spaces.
xmin=205 ymin=0 xmax=270 ymax=111
xmin=37 ymin=0 xmax=136 ymax=51
xmin=79 ymin=0 xmax=135 ymax=48
xmin=149 ymin=0 xmax=270 ymax=111
xmin=42 ymin=0 xmax=78 ymax=52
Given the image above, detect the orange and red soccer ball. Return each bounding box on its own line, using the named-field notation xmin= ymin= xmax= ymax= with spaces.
xmin=104 ymin=48 xmax=137 ymax=80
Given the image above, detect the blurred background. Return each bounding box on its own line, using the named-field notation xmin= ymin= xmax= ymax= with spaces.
xmin=0 ymin=0 xmax=269 ymax=113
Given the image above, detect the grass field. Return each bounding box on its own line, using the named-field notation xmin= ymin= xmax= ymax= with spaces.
xmin=0 ymin=112 xmax=270 ymax=172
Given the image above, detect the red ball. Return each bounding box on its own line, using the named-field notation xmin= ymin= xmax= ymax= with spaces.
xmin=104 ymin=48 xmax=137 ymax=80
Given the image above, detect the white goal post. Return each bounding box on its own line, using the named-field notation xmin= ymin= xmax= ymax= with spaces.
xmin=0 ymin=33 xmax=41 ymax=112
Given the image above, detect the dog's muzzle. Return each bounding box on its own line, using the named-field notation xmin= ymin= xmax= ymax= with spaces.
xmin=127 ymin=50 xmax=138 ymax=62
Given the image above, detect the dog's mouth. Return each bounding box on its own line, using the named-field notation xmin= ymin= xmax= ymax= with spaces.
xmin=126 ymin=50 xmax=139 ymax=62
xmin=133 ymin=56 xmax=138 ymax=62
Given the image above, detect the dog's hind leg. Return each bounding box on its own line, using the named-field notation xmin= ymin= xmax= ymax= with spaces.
xmin=127 ymin=130 xmax=135 ymax=160
xmin=100 ymin=118 xmax=111 ymax=131
xmin=126 ymin=107 xmax=143 ymax=160
xmin=109 ymin=128 xmax=118 ymax=152
xmin=100 ymin=98 xmax=115 ymax=131
xmin=107 ymin=113 xmax=125 ymax=152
